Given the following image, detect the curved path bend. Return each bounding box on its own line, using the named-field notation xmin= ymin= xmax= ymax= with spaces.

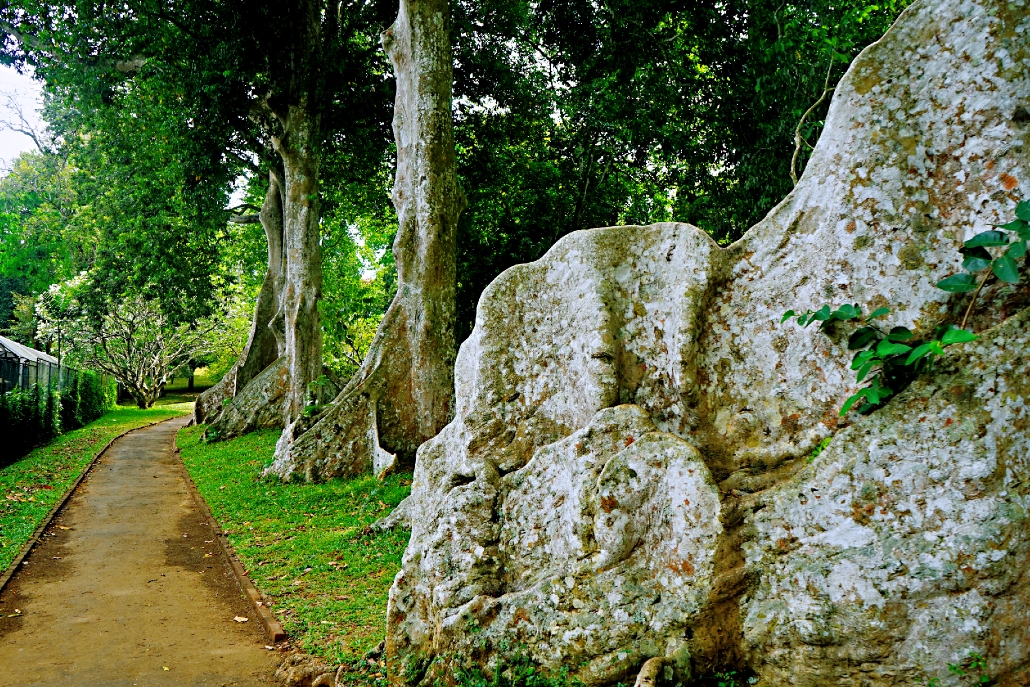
xmin=0 ymin=417 xmax=279 ymax=687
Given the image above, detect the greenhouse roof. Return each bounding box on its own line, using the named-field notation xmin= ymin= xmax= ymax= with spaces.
xmin=0 ymin=336 xmax=59 ymax=365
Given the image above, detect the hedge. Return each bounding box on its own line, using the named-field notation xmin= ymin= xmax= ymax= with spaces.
xmin=0 ymin=371 xmax=115 ymax=463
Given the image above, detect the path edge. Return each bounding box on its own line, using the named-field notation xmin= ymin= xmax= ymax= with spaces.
xmin=0 ymin=414 xmax=187 ymax=596
xmin=173 ymin=430 xmax=287 ymax=643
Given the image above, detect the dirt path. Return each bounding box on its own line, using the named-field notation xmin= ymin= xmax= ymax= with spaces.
xmin=0 ymin=417 xmax=280 ymax=687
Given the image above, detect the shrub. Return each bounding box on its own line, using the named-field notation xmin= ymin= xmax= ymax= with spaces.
xmin=59 ymin=370 xmax=115 ymax=433
xmin=2 ymin=370 xmax=114 ymax=463
xmin=1 ymin=385 xmax=54 ymax=461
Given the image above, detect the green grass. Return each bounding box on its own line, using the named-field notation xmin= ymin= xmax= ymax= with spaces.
xmin=1 ymin=404 xmax=191 ymax=571
xmin=176 ymin=426 xmax=412 ymax=665
xmin=165 ymin=365 xmax=219 ymax=393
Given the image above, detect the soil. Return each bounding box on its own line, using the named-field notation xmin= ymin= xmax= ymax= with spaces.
xmin=0 ymin=417 xmax=280 ymax=686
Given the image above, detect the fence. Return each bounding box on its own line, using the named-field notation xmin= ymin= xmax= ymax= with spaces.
xmin=0 ymin=356 xmax=81 ymax=394
xmin=0 ymin=336 xmax=109 ymax=395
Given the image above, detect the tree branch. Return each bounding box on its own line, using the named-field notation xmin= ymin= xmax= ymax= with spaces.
xmin=790 ymin=57 xmax=835 ymax=186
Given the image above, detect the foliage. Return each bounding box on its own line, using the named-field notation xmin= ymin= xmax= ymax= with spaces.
xmin=0 ymin=384 xmax=61 ymax=461
xmin=0 ymin=151 xmax=84 ymax=297
xmin=196 ymin=281 xmax=261 ymax=385
xmin=59 ymin=369 xmax=116 ymax=432
xmin=448 ymin=0 xmax=909 ymax=339
xmin=43 ymin=81 xmax=236 ymax=326
xmin=947 ymin=652 xmax=991 ymax=686
xmin=0 ymin=403 xmax=189 ymax=570
xmin=441 ymin=653 xmax=581 ymax=687
xmin=935 ymin=200 xmax=1030 ymax=324
xmin=783 ymin=303 xmax=977 ymax=416
xmin=0 ymin=367 xmax=113 ymax=463
xmin=36 ymin=277 xmax=219 ymax=408
xmin=784 ymin=200 xmax=1028 ymax=416
xmin=808 ymin=436 xmax=832 ymax=463
xmin=922 ymin=650 xmax=991 ymax=686
xmin=176 ymin=426 xmax=412 ymax=665
xmin=318 ymin=149 xmax=397 ymax=380
xmin=3 ymin=0 xmax=911 ymax=357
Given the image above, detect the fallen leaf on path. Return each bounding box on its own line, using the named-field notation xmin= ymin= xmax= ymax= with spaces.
xmin=233 ymin=616 xmax=249 ymax=623
xmin=163 ymin=666 xmax=169 ymax=671
xmin=57 ymin=526 xmax=70 ymax=530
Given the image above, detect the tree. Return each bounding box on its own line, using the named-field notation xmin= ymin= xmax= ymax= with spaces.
xmin=266 ymin=0 xmax=464 ymax=479
xmin=36 ymin=278 xmax=217 ymax=408
xmin=4 ymin=0 xmax=415 ymax=455
xmin=445 ymin=0 xmax=908 ymax=339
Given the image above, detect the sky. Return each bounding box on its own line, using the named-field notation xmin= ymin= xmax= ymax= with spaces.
xmin=0 ymin=64 xmax=45 ymax=171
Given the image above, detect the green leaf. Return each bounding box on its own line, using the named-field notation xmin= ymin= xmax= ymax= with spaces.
xmin=856 ymin=360 xmax=876 ymax=382
xmin=992 ymin=254 xmax=1021 ymax=283
xmin=851 ymin=350 xmax=876 ymax=370
xmin=1016 ymin=200 xmax=1030 ymax=222
xmin=781 ymin=310 xmax=796 ymax=324
xmin=811 ymin=304 xmax=832 ymax=322
xmin=832 ymin=303 xmax=862 ymax=321
xmin=905 ymin=342 xmax=936 ymax=366
xmin=866 ymin=307 xmax=891 ymax=321
xmin=848 ymin=326 xmax=880 ymax=350
xmin=936 ymin=273 xmax=978 ymax=292
xmin=995 ymin=219 xmax=1028 ymax=233
xmin=941 ymin=328 xmax=977 ymax=345
xmin=964 ymin=230 xmax=1009 ymax=248
xmin=875 ymin=339 xmax=912 ymax=357
xmin=960 ymin=246 xmax=992 ymax=272
xmin=887 ymin=326 xmax=913 ymax=342
xmin=1006 ymin=240 xmax=1027 ymax=259
xmin=870 ymin=376 xmax=893 ymax=399
xmin=840 ymin=390 xmax=868 ymax=416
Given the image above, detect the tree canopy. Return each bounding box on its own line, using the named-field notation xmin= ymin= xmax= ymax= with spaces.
xmin=0 ymin=0 xmax=909 ymax=399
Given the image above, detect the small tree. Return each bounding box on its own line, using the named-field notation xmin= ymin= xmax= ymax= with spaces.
xmin=37 ymin=278 xmax=217 ymax=409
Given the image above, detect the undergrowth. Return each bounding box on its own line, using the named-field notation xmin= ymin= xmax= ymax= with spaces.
xmin=176 ymin=426 xmax=412 ymax=665
xmin=0 ymin=404 xmax=190 ymax=571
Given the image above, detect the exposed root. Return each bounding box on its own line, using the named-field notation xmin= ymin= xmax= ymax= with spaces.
xmin=264 ymin=384 xmax=397 ymax=481
xmin=634 ymin=657 xmax=665 ymax=687
xmin=362 ymin=496 xmax=412 ymax=536
xmin=204 ymin=357 xmax=288 ymax=443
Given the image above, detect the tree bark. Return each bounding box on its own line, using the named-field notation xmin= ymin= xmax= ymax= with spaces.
xmin=269 ymin=97 xmax=327 ymax=459
xmin=266 ymin=0 xmax=463 ymax=481
xmin=194 ymin=171 xmax=287 ymax=427
xmin=275 ymin=101 xmax=323 ymax=423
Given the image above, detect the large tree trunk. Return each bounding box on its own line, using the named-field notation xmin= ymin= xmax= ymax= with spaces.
xmin=270 ymin=96 xmax=327 ymax=460
xmin=194 ymin=171 xmax=287 ymax=428
xmin=276 ymin=101 xmax=323 ymax=423
xmin=266 ymin=0 xmax=463 ymax=481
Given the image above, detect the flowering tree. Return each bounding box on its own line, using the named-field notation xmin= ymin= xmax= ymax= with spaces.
xmin=37 ymin=277 xmax=217 ymax=408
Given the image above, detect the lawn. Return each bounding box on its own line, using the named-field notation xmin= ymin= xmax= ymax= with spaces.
xmin=176 ymin=426 xmax=412 ymax=665
xmin=0 ymin=403 xmax=192 ymax=571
